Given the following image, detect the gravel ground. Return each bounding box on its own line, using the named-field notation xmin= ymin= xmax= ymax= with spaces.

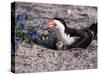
xmin=11 ymin=2 xmax=97 ymax=73
xmin=12 ymin=40 xmax=97 ymax=73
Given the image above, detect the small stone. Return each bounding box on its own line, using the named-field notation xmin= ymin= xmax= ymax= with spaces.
xmin=74 ymin=53 xmax=79 ymax=58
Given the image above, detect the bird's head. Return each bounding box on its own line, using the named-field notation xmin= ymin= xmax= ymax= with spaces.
xmin=48 ymin=18 xmax=67 ymax=31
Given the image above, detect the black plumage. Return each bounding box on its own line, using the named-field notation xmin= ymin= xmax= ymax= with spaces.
xmin=53 ymin=18 xmax=97 ymax=49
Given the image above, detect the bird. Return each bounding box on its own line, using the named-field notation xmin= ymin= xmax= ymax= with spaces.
xmin=47 ymin=18 xmax=97 ymax=50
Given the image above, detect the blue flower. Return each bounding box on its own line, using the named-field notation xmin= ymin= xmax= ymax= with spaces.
xmin=29 ymin=31 xmax=38 ymax=37
xmin=17 ymin=22 xmax=24 ymax=30
xmin=17 ymin=14 xmax=26 ymax=21
xmin=15 ymin=37 xmax=22 ymax=44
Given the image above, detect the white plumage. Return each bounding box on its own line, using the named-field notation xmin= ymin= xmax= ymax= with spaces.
xmin=53 ymin=20 xmax=78 ymax=45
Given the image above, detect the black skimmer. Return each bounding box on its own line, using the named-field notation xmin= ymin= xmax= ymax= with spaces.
xmin=48 ymin=18 xmax=97 ymax=49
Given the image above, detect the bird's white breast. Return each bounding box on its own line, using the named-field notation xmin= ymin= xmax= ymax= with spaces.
xmin=55 ymin=29 xmax=77 ymax=45
xmin=53 ymin=20 xmax=79 ymax=46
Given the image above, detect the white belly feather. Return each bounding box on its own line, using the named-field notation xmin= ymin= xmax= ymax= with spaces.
xmin=53 ymin=20 xmax=79 ymax=46
xmin=55 ymin=29 xmax=78 ymax=45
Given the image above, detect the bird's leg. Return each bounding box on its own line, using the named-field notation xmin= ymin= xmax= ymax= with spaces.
xmin=56 ymin=41 xmax=64 ymax=49
xmin=52 ymin=38 xmax=58 ymax=50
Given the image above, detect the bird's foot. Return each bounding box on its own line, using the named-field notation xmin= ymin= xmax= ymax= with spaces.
xmin=56 ymin=41 xmax=63 ymax=50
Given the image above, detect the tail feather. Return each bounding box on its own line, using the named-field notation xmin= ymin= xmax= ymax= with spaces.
xmin=89 ymin=22 xmax=97 ymax=39
xmin=89 ymin=23 xmax=97 ymax=34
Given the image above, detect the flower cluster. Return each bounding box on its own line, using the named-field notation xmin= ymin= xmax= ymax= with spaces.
xmin=15 ymin=14 xmax=39 ymax=44
xmin=13 ymin=14 xmax=40 ymax=54
xmin=13 ymin=14 xmax=53 ymax=54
